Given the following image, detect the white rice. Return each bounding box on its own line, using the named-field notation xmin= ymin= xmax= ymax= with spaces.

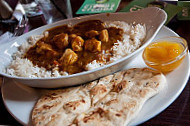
xmin=5 ymin=21 xmax=146 ymax=78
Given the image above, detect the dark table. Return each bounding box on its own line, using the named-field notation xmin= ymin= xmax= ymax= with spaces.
xmin=0 ymin=0 xmax=190 ymax=125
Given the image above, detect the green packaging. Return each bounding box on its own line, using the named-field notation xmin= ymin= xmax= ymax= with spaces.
xmin=120 ymin=0 xmax=182 ymax=25
xmin=76 ymin=0 xmax=121 ymax=14
xmin=177 ymin=1 xmax=190 ymax=20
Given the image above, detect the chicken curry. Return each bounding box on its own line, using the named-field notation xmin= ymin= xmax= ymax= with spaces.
xmin=25 ymin=20 xmax=124 ymax=74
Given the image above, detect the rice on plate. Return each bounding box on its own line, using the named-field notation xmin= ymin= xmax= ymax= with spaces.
xmin=5 ymin=21 xmax=146 ymax=78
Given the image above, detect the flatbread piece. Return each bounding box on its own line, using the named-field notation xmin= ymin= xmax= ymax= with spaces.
xmin=32 ymin=68 xmax=166 ymax=126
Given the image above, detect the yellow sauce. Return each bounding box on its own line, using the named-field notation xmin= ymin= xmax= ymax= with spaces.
xmin=143 ymin=41 xmax=185 ymax=73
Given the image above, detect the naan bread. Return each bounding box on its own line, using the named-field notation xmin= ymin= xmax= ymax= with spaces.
xmin=32 ymin=68 xmax=166 ymax=126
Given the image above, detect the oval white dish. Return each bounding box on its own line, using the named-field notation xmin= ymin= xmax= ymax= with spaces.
xmin=0 ymin=7 xmax=167 ymax=88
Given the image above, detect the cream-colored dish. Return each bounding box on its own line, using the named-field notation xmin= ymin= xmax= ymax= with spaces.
xmin=0 ymin=7 xmax=167 ymax=88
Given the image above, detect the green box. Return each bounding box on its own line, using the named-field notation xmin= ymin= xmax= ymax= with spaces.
xmin=177 ymin=1 xmax=190 ymax=20
xmin=76 ymin=0 xmax=121 ymax=14
xmin=120 ymin=0 xmax=182 ymax=25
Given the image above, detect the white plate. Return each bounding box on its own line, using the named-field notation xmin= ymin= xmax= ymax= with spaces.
xmin=2 ymin=26 xmax=190 ymax=126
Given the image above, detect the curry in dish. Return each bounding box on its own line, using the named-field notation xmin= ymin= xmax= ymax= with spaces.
xmin=25 ymin=20 xmax=124 ymax=74
xmin=6 ymin=20 xmax=146 ymax=78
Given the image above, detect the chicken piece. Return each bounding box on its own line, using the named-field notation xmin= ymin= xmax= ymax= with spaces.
xmin=85 ymin=30 xmax=99 ymax=38
xmin=71 ymin=36 xmax=84 ymax=51
xmin=36 ymin=42 xmax=59 ymax=57
xmin=85 ymin=38 xmax=101 ymax=52
xmin=59 ymin=49 xmax=78 ymax=66
xmin=69 ymin=34 xmax=77 ymax=42
xmin=53 ymin=33 xmax=69 ymax=49
xmin=99 ymin=29 xmax=109 ymax=43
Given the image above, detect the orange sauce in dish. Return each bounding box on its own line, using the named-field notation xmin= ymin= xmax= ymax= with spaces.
xmin=143 ymin=41 xmax=186 ymax=73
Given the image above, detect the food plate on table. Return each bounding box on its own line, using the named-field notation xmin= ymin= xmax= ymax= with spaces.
xmin=0 ymin=7 xmax=166 ymax=88
xmin=2 ymin=26 xmax=190 ymax=125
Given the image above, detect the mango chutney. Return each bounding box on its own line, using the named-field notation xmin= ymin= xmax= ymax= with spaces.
xmin=143 ymin=37 xmax=188 ymax=73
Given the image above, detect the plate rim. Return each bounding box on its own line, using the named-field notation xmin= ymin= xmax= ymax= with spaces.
xmin=1 ymin=78 xmax=27 ymax=126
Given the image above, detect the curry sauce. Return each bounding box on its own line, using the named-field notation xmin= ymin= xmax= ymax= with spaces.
xmin=25 ymin=20 xmax=124 ymax=74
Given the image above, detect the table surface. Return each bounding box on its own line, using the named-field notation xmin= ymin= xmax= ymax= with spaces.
xmin=0 ymin=0 xmax=190 ymax=125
